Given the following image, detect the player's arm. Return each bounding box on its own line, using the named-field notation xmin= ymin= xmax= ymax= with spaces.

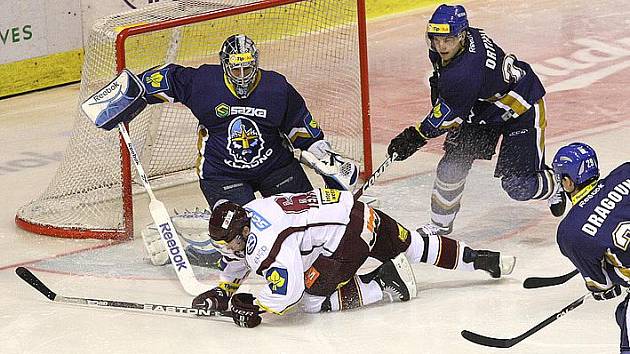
xmin=387 ymin=75 xmax=479 ymax=161
xmin=283 ymin=83 xmax=359 ymax=191
xmin=226 ymin=237 xmax=305 ymax=328
xmin=81 ymin=65 xmax=195 ymax=131
xmin=138 ymin=64 xmax=195 ymax=105
xmin=558 ymin=236 xmax=623 ymax=301
xmin=190 ymin=256 xmax=249 ymax=311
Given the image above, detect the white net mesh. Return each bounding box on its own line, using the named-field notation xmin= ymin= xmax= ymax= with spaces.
xmin=16 ymin=0 xmax=367 ymax=238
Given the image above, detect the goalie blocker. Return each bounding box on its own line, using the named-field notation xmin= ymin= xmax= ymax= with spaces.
xmin=81 ymin=69 xmax=147 ymax=130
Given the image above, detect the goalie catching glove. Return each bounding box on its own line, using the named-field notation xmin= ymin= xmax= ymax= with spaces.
xmin=300 ymin=140 xmax=359 ymax=191
xmin=80 ymin=69 xmax=147 ymax=130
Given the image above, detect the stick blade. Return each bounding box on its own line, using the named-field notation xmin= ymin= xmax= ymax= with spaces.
xmin=15 ymin=267 xmax=57 ymax=301
xmin=523 ymin=269 xmax=580 ymax=289
xmin=461 ymin=330 xmax=516 ymax=348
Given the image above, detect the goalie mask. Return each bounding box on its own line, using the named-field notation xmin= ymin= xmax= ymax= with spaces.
xmin=219 ymin=34 xmax=259 ymax=99
xmin=208 ymin=200 xmax=251 ymax=258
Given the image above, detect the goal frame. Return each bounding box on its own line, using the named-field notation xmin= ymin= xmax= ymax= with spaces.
xmin=15 ymin=0 xmax=373 ymax=240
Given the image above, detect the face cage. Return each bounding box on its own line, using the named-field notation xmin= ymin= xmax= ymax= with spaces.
xmin=222 ymin=60 xmax=258 ymax=98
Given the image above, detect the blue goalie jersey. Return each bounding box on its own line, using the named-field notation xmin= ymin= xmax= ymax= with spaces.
xmin=423 ymin=27 xmax=546 ymax=135
xmin=556 ymin=163 xmax=630 ymax=291
xmin=138 ymin=64 xmax=324 ymax=180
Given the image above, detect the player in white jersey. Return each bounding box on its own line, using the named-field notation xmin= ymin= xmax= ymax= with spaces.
xmin=180 ymin=188 xmax=516 ymax=328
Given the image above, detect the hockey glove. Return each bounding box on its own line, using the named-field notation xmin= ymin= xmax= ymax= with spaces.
xmin=387 ymin=126 xmax=427 ymax=161
xmin=592 ymin=284 xmax=622 ymax=301
xmin=301 ymin=141 xmax=359 ymax=191
xmin=192 ymin=286 xmax=230 ymax=311
xmin=231 ymin=293 xmax=262 ymax=328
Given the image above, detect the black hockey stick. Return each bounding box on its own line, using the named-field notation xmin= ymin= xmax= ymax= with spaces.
xmin=523 ymin=269 xmax=580 ymax=289
xmin=354 ymin=153 xmax=397 ymax=200
xmin=461 ymin=293 xmax=588 ymax=348
xmin=16 ymin=267 xmax=232 ymax=320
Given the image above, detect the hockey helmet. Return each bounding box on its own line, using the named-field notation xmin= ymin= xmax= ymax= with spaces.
xmin=552 ymin=142 xmax=600 ymax=186
xmin=208 ymin=199 xmax=251 ymax=256
xmin=427 ymin=4 xmax=469 ymax=37
xmin=219 ymin=34 xmax=259 ymax=99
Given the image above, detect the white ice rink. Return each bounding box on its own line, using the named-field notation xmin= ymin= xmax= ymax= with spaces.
xmin=1 ymin=0 xmax=629 ymax=353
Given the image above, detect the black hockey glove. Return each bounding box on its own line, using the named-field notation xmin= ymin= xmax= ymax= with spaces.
xmin=429 ymin=71 xmax=439 ymax=105
xmin=231 ymin=293 xmax=262 ymax=328
xmin=191 ymin=287 xmax=230 ymax=311
xmin=387 ymin=126 xmax=427 ymax=161
xmin=592 ymin=285 xmax=622 ymax=301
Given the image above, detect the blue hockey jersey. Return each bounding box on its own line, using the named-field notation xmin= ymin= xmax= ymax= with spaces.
xmin=420 ymin=27 xmax=546 ymax=138
xmin=556 ymin=163 xmax=630 ymax=291
xmin=139 ymin=64 xmax=324 ymax=180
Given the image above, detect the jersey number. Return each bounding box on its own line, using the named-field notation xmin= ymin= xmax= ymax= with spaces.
xmin=502 ymin=54 xmax=526 ymax=84
xmin=275 ymin=191 xmax=319 ymax=214
xmin=612 ymin=222 xmax=630 ymax=251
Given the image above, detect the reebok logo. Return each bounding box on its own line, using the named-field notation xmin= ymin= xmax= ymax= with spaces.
xmin=158 ymin=223 xmax=188 ymax=271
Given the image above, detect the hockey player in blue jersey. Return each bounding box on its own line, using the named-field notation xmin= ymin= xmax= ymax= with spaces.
xmin=552 ymin=142 xmax=630 ymax=353
xmin=86 ymin=34 xmax=358 ymax=266
xmin=386 ymin=4 xmax=565 ymax=237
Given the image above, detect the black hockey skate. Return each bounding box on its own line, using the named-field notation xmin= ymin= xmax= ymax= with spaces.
xmin=360 ymin=254 xmax=417 ymax=301
xmin=464 ymin=247 xmax=516 ymax=279
xmin=548 ymin=182 xmax=567 ymax=217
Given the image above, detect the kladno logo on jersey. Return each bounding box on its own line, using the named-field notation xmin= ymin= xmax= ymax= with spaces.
xmin=266 ymin=267 xmax=288 ymax=295
xmin=224 ymin=117 xmax=272 ymax=169
xmin=142 ymin=68 xmax=170 ymax=95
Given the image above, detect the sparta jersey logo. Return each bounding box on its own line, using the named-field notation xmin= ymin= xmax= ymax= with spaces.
xmin=224 ymin=117 xmax=272 ymax=169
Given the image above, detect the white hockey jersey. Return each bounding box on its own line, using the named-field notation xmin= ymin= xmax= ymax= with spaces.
xmin=219 ymin=188 xmax=356 ymax=314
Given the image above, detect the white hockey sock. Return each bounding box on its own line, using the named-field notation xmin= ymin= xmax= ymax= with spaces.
xmin=405 ymin=230 xmax=475 ymax=272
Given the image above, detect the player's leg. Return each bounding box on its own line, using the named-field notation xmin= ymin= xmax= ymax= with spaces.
xmin=302 ymin=203 xmax=414 ymax=313
xmin=370 ymin=208 xmax=515 ymax=278
xmin=257 ymin=158 xmax=313 ymax=196
xmin=615 ymin=293 xmax=630 ymax=354
xmin=198 ymin=177 xmax=256 ymax=207
xmin=418 ymin=125 xmax=501 ymax=236
xmin=495 ymin=99 xmax=565 ymax=216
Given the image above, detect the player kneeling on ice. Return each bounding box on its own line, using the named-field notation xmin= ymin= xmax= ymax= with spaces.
xmin=552 ymin=143 xmax=630 ymax=353
xmin=161 ymin=188 xmax=516 ymax=328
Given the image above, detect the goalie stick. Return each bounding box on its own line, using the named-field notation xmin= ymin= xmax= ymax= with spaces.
xmin=15 ymin=267 xmax=231 ymax=320
xmin=118 ymin=123 xmax=210 ymax=295
xmin=353 ymin=152 xmax=397 ymax=200
xmin=461 ymin=293 xmax=588 ymax=348
xmin=523 ymin=269 xmax=580 ymax=289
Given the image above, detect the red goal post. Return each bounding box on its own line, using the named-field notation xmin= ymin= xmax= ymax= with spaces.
xmin=15 ymin=0 xmax=372 ymax=240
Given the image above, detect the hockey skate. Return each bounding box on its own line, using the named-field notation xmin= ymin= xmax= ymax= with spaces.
xmin=548 ymin=178 xmax=567 ymax=217
xmin=465 ymin=248 xmax=516 ymax=279
xmin=416 ymin=222 xmax=453 ymax=237
xmin=362 ymin=254 xmax=417 ymax=301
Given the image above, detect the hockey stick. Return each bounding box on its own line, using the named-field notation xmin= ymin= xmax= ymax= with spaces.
xmin=461 ymin=293 xmax=588 ymax=348
xmin=354 ymin=153 xmax=397 ymax=200
xmin=523 ymin=269 xmax=580 ymax=289
xmin=118 ymin=123 xmax=209 ymax=295
xmin=15 ymin=267 xmax=231 ymax=320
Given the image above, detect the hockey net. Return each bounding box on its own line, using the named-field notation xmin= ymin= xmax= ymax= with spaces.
xmin=15 ymin=0 xmax=372 ymax=239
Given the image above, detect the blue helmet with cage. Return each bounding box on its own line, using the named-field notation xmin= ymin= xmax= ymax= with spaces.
xmin=427 ymin=4 xmax=469 ymax=38
xmin=552 ymin=142 xmax=600 ymax=185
